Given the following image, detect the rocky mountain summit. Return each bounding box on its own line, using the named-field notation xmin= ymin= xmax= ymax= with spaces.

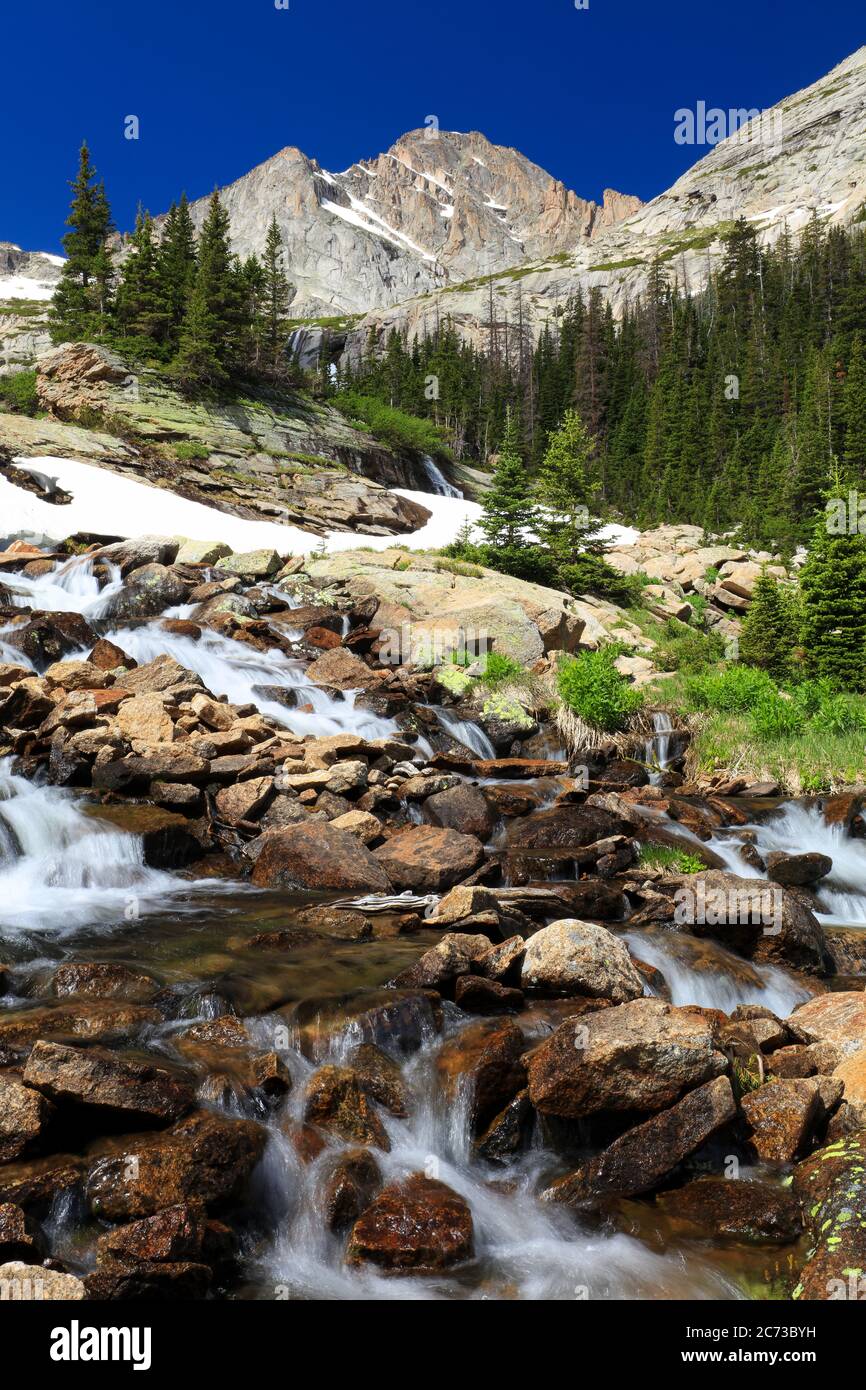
xmin=345 ymin=46 xmax=866 ymax=358
xmin=163 ymin=129 xmax=641 ymax=321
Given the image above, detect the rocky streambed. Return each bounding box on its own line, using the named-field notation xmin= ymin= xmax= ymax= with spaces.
xmin=0 ymin=534 xmax=865 ymax=1302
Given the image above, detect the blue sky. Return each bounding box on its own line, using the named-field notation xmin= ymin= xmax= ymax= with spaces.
xmin=2 ymin=0 xmax=862 ymax=253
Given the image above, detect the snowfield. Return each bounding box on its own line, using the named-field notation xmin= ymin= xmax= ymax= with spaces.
xmin=2 ymin=454 xmax=638 ymax=558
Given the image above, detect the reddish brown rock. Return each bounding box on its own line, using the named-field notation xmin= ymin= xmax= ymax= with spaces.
xmin=741 ymin=1077 xmax=841 ymax=1161
xmin=543 ymin=1076 xmax=737 ymax=1203
xmin=96 ymin=1202 xmax=208 ymax=1265
xmin=320 ymin=1148 xmax=382 ymax=1234
xmin=454 ymin=975 xmax=524 ymax=1014
xmin=791 ymin=1131 xmax=866 ymax=1300
xmin=346 ymin=1174 xmax=473 ymax=1274
xmin=656 ymin=1176 xmax=803 ymax=1243
xmin=424 ymin=784 xmax=495 ymax=841
xmin=50 ymin=962 xmax=159 ymax=1003
xmin=0 ymin=1076 xmax=54 ymax=1163
xmin=435 ymin=1017 xmax=526 ymax=1133
xmin=85 ymin=1111 xmax=266 ymax=1219
xmin=374 ymin=824 xmax=484 ymax=892
xmin=303 ymin=1066 xmax=391 ymax=1150
xmin=23 ymin=1041 xmax=193 ymax=1125
xmin=0 ymin=1202 xmax=45 ymax=1262
xmin=251 ymin=823 xmax=391 ymax=893
xmin=526 ymin=998 xmax=727 ymax=1119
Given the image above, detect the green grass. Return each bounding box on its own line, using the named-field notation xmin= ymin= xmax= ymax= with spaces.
xmin=173 ymin=439 xmax=210 ymax=461
xmin=589 ymin=257 xmax=646 ymax=272
xmin=0 ymin=369 xmax=38 ymax=415
xmin=639 ymin=845 xmax=705 ymax=874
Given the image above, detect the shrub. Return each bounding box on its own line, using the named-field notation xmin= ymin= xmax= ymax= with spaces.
xmin=557 ymin=648 xmax=643 ymax=732
xmin=557 ymin=554 xmax=649 ymax=606
xmin=480 ymin=651 xmax=524 ymax=685
xmin=0 ymin=369 xmax=38 ymax=415
xmin=750 ymin=693 xmax=806 ymax=739
xmin=174 ymin=440 xmax=210 ymax=460
xmin=640 ymin=845 xmax=705 ymax=874
xmin=684 ymin=665 xmax=777 ymax=713
xmin=332 ymin=392 xmax=450 ymax=457
xmin=739 ymin=572 xmax=800 ymax=679
xmin=654 ymin=620 xmax=725 ymax=673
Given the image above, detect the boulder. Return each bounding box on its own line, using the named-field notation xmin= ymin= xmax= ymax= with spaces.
xmin=345 ymin=1174 xmax=473 ymax=1275
xmin=392 ymin=932 xmax=491 ymax=992
xmin=214 ymin=549 xmax=281 ymax=579
xmin=423 ymin=783 xmax=495 ymax=841
xmin=0 ymin=1202 xmax=45 ymax=1262
xmin=520 ymin=921 xmax=644 ymax=1002
xmin=792 ymin=1132 xmax=866 ymax=1300
xmin=6 ymin=611 xmax=96 ymax=670
xmin=320 ymin=1149 xmax=382 ymax=1234
xmin=526 ymin=998 xmax=727 ymax=1118
xmin=741 ymin=1077 xmax=842 ymax=1161
xmin=85 ymin=1111 xmax=266 ymax=1219
xmin=788 ymin=993 xmax=866 ymax=1058
xmin=0 ymin=1000 xmax=160 ymax=1051
xmin=454 ymin=975 xmax=524 ymax=1014
xmin=765 ymin=851 xmax=832 ymax=887
xmin=110 ymin=563 xmax=191 ymax=620
xmin=251 ymin=823 xmax=391 ymax=893
xmin=0 ymin=1260 xmax=85 ymax=1300
xmin=543 ymin=1076 xmax=737 ymax=1204
xmin=348 ymin=1043 xmax=410 ymax=1118
xmin=114 ymin=692 xmax=175 ymax=744
xmin=175 ymin=540 xmax=231 ymax=566
xmin=306 ymin=647 xmax=384 ymax=691
xmin=374 ymin=825 xmax=484 ymax=892
xmin=214 ymin=776 xmax=274 ymax=826
xmin=96 ymin=1202 xmax=208 ymax=1265
xmin=23 ymin=1041 xmax=193 ymax=1125
xmin=329 ymin=809 xmax=382 ymax=844
xmin=435 ymin=1017 xmax=526 ymax=1133
xmin=656 ymin=1176 xmax=803 ymax=1243
xmin=303 ymin=1065 xmax=390 ymax=1149
xmin=0 ymin=1075 xmax=54 ymax=1162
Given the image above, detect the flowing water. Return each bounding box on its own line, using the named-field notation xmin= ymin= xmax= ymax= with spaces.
xmin=643 ymin=711 xmax=674 ymax=784
xmin=0 ymin=551 xmax=848 ymax=1300
xmin=418 ymin=454 xmax=462 ymax=499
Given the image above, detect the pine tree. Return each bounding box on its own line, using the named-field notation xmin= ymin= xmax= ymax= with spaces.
xmin=739 ymin=571 xmax=799 ymax=679
xmin=479 ymin=409 xmax=535 ymax=552
xmin=114 ymin=210 xmax=170 ymax=352
xmin=171 ymin=190 xmax=238 ymax=387
xmin=258 ymin=214 xmax=292 ymax=371
xmin=50 ymin=143 xmax=115 ymax=341
xmin=535 ymin=408 xmax=601 ymax=572
xmin=843 ymin=334 xmax=866 ymax=481
xmin=159 ymin=194 xmax=197 ymax=349
xmin=800 ymin=469 xmax=866 ymax=691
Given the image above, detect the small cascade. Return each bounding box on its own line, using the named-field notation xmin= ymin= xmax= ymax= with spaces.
xmin=0 ymin=759 xmax=193 ymax=933
xmin=624 ymin=930 xmax=810 ymax=1016
xmin=418 ymin=454 xmax=462 ymax=499
xmin=642 ymin=711 xmax=674 ymax=784
xmin=3 ymin=553 xmax=124 ymax=620
xmin=241 ymin=1015 xmax=743 ymax=1302
xmin=105 ymin=622 xmax=399 ymax=742
xmin=429 ymin=705 xmax=496 ymax=760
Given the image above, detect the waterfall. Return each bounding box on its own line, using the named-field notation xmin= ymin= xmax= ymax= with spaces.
xmin=419 ymin=454 xmax=462 ymax=499
xmin=0 ymin=759 xmax=191 ymax=933
xmin=242 ymin=1016 xmax=743 ymax=1302
xmin=430 ymin=706 xmax=496 ymax=760
xmin=624 ymin=930 xmax=810 ymax=1016
xmin=2 ymin=554 xmax=124 ymax=619
xmin=643 ymin=711 xmax=674 ymax=784
xmin=104 ymin=622 xmax=399 ymax=743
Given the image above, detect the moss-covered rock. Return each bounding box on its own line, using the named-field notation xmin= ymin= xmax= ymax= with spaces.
xmin=791 ymin=1132 xmax=866 ymax=1300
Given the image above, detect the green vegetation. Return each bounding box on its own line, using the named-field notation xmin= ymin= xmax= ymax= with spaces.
xmin=557 ymin=648 xmax=643 ymax=732
xmin=639 ymin=845 xmax=705 ymax=874
xmin=480 ymin=652 xmax=525 ymax=686
xmin=0 ymin=369 xmax=38 ymax=416
xmin=50 ymin=146 xmax=297 ymax=392
xmin=331 ymin=391 xmax=451 ymax=458
xmin=173 ymin=439 xmax=210 ymax=460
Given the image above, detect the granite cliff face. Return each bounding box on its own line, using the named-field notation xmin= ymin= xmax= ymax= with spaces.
xmin=344 ymin=46 xmax=866 ymax=359
xmin=161 ymin=129 xmax=641 ymax=319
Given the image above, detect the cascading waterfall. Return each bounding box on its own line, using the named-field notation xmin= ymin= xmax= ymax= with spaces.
xmin=709 ymin=801 xmax=866 ymax=925
xmin=624 ymin=930 xmax=810 ymax=1016
xmin=104 ymin=622 xmax=400 ymax=743
xmin=0 ymin=759 xmax=193 ymax=933
xmin=237 ymin=1015 xmax=743 ymax=1302
xmin=2 ymin=554 xmax=124 ymax=619
xmin=643 ymin=711 xmax=674 ymax=784
xmin=429 ymin=705 xmax=496 ymax=760
xmin=418 ymin=454 xmax=462 ymax=499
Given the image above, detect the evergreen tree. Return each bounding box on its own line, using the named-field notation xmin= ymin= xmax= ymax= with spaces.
xmin=114 ymin=210 xmax=170 ymax=352
xmin=843 ymin=334 xmax=866 ymax=480
xmin=171 ymin=190 xmax=238 ymax=387
xmin=159 ymin=194 xmax=197 ymax=349
xmin=739 ymin=571 xmax=799 ymax=679
xmin=800 ymin=469 xmax=866 ymax=691
xmin=535 ymin=408 xmax=601 ymax=572
xmin=50 ymin=143 xmax=114 ymax=341
xmin=478 ymin=409 xmax=536 ymax=552
xmin=259 ymin=214 xmax=292 ymax=371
